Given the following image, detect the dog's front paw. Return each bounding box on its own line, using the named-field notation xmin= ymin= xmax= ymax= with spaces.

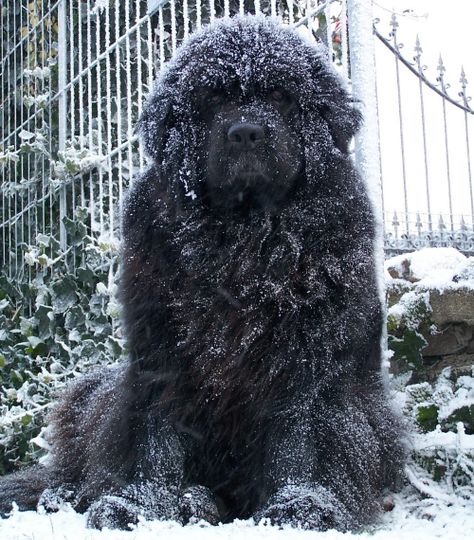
xmin=87 ymin=495 xmax=141 ymax=530
xmin=179 ymin=485 xmax=220 ymax=525
xmin=255 ymin=484 xmax=353 ymax=531
xmin=38 ymin=485 xmax=76 ymax=512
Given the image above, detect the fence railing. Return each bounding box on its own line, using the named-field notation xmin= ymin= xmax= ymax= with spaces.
xmin=374 ymin=13 xmax=474 ymax=255
xmin=1 ymin=0 xmax=346 ymax=278
xmin=2 ymin=0 xmax=474 ymax=276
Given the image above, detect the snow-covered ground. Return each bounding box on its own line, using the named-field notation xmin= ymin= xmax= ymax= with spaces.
xmin=1 ymin=494 xmax=473 ymax=540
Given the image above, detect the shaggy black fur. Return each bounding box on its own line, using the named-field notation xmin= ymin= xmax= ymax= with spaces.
xmin=0 ymin=16 xmax=404 ymax=531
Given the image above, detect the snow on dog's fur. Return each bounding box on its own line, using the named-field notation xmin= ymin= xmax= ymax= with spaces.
xmin=0 ymin=16 xmax=404 ymax=531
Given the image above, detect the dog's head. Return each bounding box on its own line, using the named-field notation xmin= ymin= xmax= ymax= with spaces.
xmin=139 ymin=16 xmax=362 ymax=211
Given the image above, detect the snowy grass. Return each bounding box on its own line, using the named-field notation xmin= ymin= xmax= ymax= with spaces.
xmin=1 ymin=490 xmax=473 ymax=540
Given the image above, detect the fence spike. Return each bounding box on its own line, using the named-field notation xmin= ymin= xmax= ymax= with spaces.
xmin=416 ymin=213 xmax=423 ymax=237
xmin=389 ymin=13 xmax=398 ymax=40
xmin=414 ymin=34 xmax=428 ymax=76
xmin=437 ymin=55 xmax=449 ymax=93
xmin=459 ymin=66 xmax=472 ymax=109
xmin=414 ymin=34 xmax=422 ymax=56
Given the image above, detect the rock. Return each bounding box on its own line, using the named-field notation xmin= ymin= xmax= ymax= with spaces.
xmin=429 ymin=289 xmax=474 ymax=326
xmin=422 ymin=324 xmax=473 ymax=357
xmin=414 ymin=353 xmax=474 ymax=383
xmin=386 ymin=257 xmax=416 ymax=282
xmin=386 ymin=281 xmax=412 ymax=308
xmin=383 ymin=496 xmax=395 ymax=512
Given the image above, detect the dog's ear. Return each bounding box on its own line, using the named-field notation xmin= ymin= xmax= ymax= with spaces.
xmin=317 ymin=100 xmax=362 ymax=154
xmin=307 ymin=52 xmax=363 ymax=154
xmin=138 ymin=90 xmax=174 ymax=163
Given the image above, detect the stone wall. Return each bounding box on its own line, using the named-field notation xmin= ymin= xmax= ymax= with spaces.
xmin=386 ymin=249 xmax=474 ymax=498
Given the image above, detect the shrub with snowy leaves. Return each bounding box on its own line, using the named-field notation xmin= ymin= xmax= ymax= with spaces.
xmin=0 ymin=208 xmax=124 ymax=474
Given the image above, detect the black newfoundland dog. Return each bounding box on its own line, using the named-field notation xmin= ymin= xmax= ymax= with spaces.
xmin=0 ymin=16 xmax=403 ymax=531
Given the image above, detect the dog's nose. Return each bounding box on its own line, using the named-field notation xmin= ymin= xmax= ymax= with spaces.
xmin=227 ymin=123 xmax=265 ymax=147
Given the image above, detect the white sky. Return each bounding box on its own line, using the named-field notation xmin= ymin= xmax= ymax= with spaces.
xmin=372 ymin=0 xmax=474 ymax=230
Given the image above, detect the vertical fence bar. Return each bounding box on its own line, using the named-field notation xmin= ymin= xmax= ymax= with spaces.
xmin=438 ymin=56 xmax=454 ymax=232
xmin=105 ymin=3 xmax=114 ymax=235
xmin=460 ymin=68 xmax=474 ymax=230
xmin=415 ymin=36 xmax=432 ymax=233
xmin=325 ymin=0 xmax=332 ymax=60
xmin=255 ymin=0 xmax=261 ymax=16
xmin=288 ymin=0 xmax=294 ymax=25
xmin=96 ymin=6 xmax=105 ymax=237
xmin=15 ymin=0 xmax=21 ymax=275
xmin=126 ymin=0 xmax=133 ymax=220
xmin=29 ymin=0 xmax=35 ymax=260
xmin=136 ymin=0 xmax=145 ymax=169
xmin=196 ymin=0 xmax=202 ymax=29
xmin=87 ymin=0 xmax=95 ymax=232
xmin=159 ymin=8 xmax=165 ymax=69
xmin=146 ymin=6 xmax=154 ymax=92
xmin=183 ymin=0 xmax=190 ymax=36
xmin=78 ymin=0 xmax=85 ymax=209
xmin=115 ymin=1 xmax=123 ymax=230
xmin=171 ymin=0 xmax=177 ymax=53
xmin=58 ymin=0 xmax=68 ymax=252
xmin=40 ymin=0 xmax=46 ymax=239
xmin=68 ymin=0 xmax=76 ymax=231
xmin=270 ymin=0 xmax=277 ymax=18
xmin=210 ymin=0 xmax=216 ymax=22
xmin=7 ymin=1 xmax=12 ymax=275
xmin=48 ymin=1 xmax=54 ymax=259
xmin=20 ymin=0 xmax=26 ymax=272
xmin=341 ymin=0 xmax=349 ymax=78
xmin=391 ymin=15 xmax=409 ymax=236
xmin=1 ymin=1 xmax=5 ymax=268
xmin=373 ymin=31 xmax=385 ymax=223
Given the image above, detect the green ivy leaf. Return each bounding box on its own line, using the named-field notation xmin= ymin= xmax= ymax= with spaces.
xmin=51 ymin=276 xmax=78 ymax=314
xmin=62 ymin=216 xmax=88 ymax=247
xmin=416 ymin=404 xmax=439 ymax=433
xmin=21 ymin=414 xmax=32 ymax=426
xmin=35 ymin=305 xmax=54 ymax=340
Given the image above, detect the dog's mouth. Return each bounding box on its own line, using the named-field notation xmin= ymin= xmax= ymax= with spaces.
xmin=230 ymin=160 xmax=269 ymax=183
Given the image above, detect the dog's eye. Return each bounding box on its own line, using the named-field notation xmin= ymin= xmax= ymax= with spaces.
xmin=269 ymin=89 xmax=285 ymax=103
xmin=207 ymin=93 xmax=224 ymax=106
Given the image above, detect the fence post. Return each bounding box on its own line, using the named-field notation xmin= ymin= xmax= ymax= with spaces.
xmin=346 ymin=0 xmax=383 ymax=267
xmin=346 ymin=0 xmax=387 ymax=356
xmin=58 ymin=0 xmax=68 ymax=252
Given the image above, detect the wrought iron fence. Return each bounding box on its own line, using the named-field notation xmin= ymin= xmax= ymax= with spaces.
xmin=1 ymin=0 xmax=345 ymax=278
xmin=2 ymin=0 xmax=474 ymax=276
xmin=374 ymin=14 xmax=474 ymax=255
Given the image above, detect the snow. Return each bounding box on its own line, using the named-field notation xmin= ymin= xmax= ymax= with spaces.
xmin=0 ymin=498 xmax=473 ymax=540
xmin=385 ymin=248 xmax=472 ymax=290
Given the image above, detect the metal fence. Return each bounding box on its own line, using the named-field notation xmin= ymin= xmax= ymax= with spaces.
xmin=1 ymin=0 xmax=346 ymax=278
xmin=1 ymin=0 xmax=474 ymax=276
xmin=374 ymin=14 xmax=474 ymax=255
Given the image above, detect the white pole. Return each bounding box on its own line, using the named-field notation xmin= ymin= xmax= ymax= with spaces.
xmin=347 ymin=0 xmax=382 ymax=222
xmin=346 ymin=0 xmax=387 ymax=364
